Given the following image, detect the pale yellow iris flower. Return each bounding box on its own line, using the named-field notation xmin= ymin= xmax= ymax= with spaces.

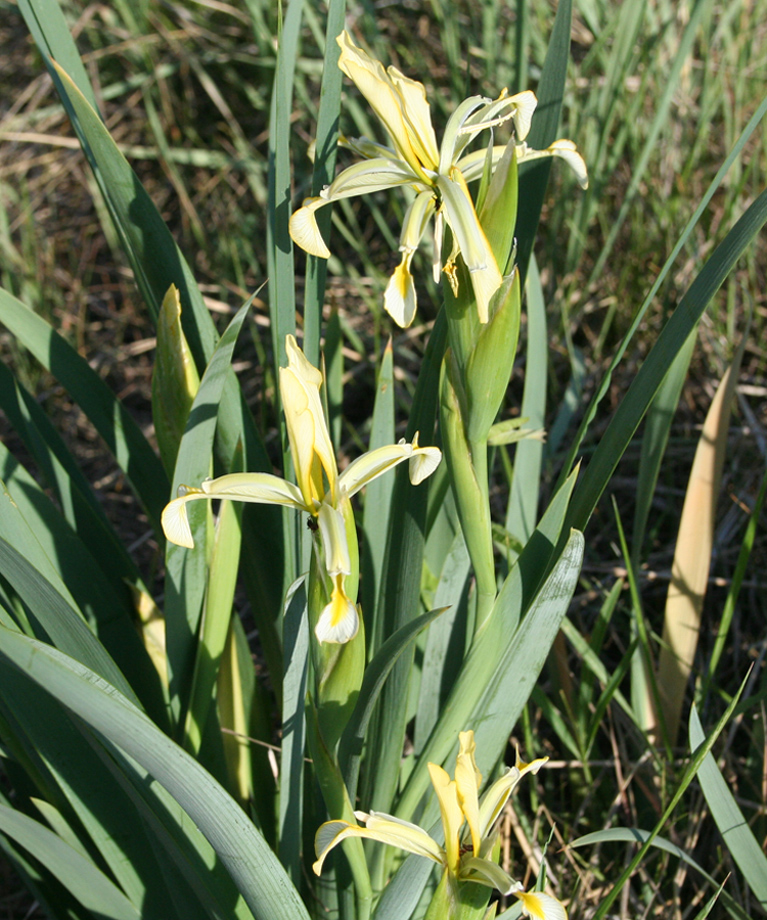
xmin=289 ymin=31 xmax=587 ymax=327
xmin=161 ymin=334 xmax=441 ymax=643
xmin=313 ymin=730 xmax=567 ymax=919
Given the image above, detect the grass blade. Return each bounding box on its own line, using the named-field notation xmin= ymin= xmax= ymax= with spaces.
xmin=0 ymin=627 xmax=311 ymax=920
xmin=0 ymin=286 xmax=168 ymax=532
xmin=514 ymin=0 xmax=572 ymax=286
xmin=565 ymin=186 xmax=767 ymax=534
xmin=690 ymin=706 xmax=767 ymax=910
xmin=0 ymin=804 xmax=142 ymax=920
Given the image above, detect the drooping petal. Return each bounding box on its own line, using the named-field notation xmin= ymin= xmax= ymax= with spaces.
xmin=288 ymin=197 xmax=332 ymax=258
xmin=289 ymin=159 xmax=419 ymax=259
xmin=383 ymin=189 xmax=437 ymax=326
xmin=338 ymin=435 xmax=441 ymax=497
xmin=509 ymin=90 xmax=537 ymax=140
xmin=336 ymin=30 xmax=435 ymax=181
xmin=444 ymin=90 xmax=538 ymax=170
xmin=199 ymin=473 xmax=306 ymax=507
xmin=161 ymin=486 xmax=205 ymax=549
xmin=324 ymin=157 xmax=420 ymax=198
xmin=436 ymin=171 xmax=503 ymax=323
xmin=459 ymin=856 xmax=518 ymax=894
xmin=162 ymin=474 xmax=307 ymax=548
xmin=312 ymin=812 xmax=444 ymax=877
xmin=515 ymin=140 xmax=589 ymax=189
xmin=455 ymin=145 xmax=509 ymax=183
xmin=384 ymin=254 xmax=418 ymax=327
xmin=314 ymin=573 xmax=358 ymax=644
xmin=513 ymin=890 xmax=568 ymax=920
xmin=408 ymin=434 xmax=442 ymax=485
xmin=428 ymin=762 xmax=464 ymax=875
xmin=341 ymin=134 xmax=399 ymax=160
xmin=545 ymin=140 xmax=589 ymax=189
xmin=364 ymin=811 xmax=444 ymax=862
xmin=280 ymin=335 xmax=338 ymax=506
xmin=477 ymin=749 xmax=548 ymax=840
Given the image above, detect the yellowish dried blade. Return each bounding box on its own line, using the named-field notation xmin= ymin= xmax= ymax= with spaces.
xmin=658 ymin=339 xmax=745 ymax=744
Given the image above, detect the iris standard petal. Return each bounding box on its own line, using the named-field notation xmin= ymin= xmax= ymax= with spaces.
xmin=455 ymin=754 xmax=482 ymax=857
xmin=455 ymin=731 xmax=483 ymax=856
xmin=281 ymin=335 xmax=338 ymax=505
xmin=513 ymin=890 xmax=568 ymax=920
xmin=427 ymin=762 xmax=464 ymax=874
xmin=477 ymin=752 xmax=548 ymax=840
xmin=336 ymin=31 xmax=433 ymax=181
xmin=386 ymin=66 xmax=440 ymax=171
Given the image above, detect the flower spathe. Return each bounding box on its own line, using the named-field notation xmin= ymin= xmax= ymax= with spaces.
xmin=313 ymin=731 xmax=567 ymax=919
xmin=289 ymin=31 xmax=587 ymax=327
xmin=161 ymin=335 xmax=441 ymax=643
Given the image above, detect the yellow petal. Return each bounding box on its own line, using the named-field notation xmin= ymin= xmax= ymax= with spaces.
xmin=280 ymin=335 xmax=338 ymax=506
xmin=312 ymin=813 xmax=444 ymax=876
xmin=514 ymin=140 xmax=589 ymax=189
xmin=547 ymin=139 xmax=589 ymax=189
xmin=289 ymin=197 xmax=331 ymax=258
xmin=436 ymin=172 xmax=502 ymax=323
xmin=161 ymin=486 xmax=204 ymax=548
xmin=408 ymin=441 xmax=442 ymax=485
xmin=384 ymin=254 xmax=417 ymax=327
xmin=508 ymin=90 xmax=537 ymax=140
xmin=317 ymin=501 xmax=351 ymax=577
xmin=513 ymin=890 xmax=568 ymax=920
xmin=477 ymin=749 xmax=548 ymax=840
xmin=161 ymin=474 xmax=309 ymax=548
xmin=315 ymin=573 xmax=358 ymax=644
xmin=459 ymin=855 xmax=517 ymax=894
xmin=336 ymin=30 xmax=432 ymax=180
xmin=455 ymin=732 xmax=482 ymax=857
xmin=387 ymin=66 xmax=439 ymax=170
xmin=428 ymin=762 xmax=463 ymax=874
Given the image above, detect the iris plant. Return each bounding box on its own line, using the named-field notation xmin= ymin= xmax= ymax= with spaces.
xmin=162 ymin=334 xmax=441 ymax=643
xmin=313 ymin=730 xmax=567 ymax=919
xmin=290 ymin=31 xmax=587 ymax=327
